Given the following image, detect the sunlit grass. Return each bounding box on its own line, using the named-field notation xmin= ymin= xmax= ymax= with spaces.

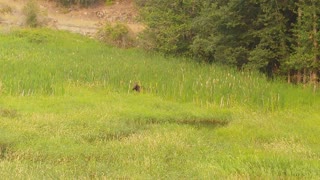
xmin=0 ymin=28 xmax=319 ymax=178
xmin=1 ymin=89 xmax=319 ymax=178
xmin=1 ymin=28 xmax=318 ymax=110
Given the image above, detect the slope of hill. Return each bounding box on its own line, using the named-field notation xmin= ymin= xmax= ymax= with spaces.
xmin=0 ymin=28 xmax=319 ymax=178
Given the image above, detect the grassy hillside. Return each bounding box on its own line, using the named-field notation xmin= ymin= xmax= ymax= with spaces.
xmin=0 ymin=28 xmax=320 ymax=178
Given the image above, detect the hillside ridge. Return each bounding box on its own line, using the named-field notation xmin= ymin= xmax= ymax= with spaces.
xmin=0 ymin=0 xmax=144 ymax=36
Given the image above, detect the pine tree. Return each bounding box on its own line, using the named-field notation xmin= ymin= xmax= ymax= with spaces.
xmin=137 ymin=0 xmax=201 ymax=55
xmin=137 ymin=0 xmax=319 ymax=86
xmin=289 ymin=0 xmax=319 ymax=88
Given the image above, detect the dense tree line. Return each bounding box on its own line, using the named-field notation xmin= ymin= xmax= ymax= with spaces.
xmin=136 ymin=0 xmax=319 ymax=87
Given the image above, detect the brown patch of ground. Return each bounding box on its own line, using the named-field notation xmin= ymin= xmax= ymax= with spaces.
xmin=0 ymin=0 xmax=144 ymax=36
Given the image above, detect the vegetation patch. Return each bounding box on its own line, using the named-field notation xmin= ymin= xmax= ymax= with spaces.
xmin=81 ymin=130 xmax=137 ymax=142
xmin=105 ymin=0 xmax=115 ymax=6
xmin=0 ymin=108 xmax=18 ymax=118
xmin=97 ymin=22 xmax=135 ymax=48
xmin=22 ymin=0 xmax=52 ymax=28
xmin=0 ymin=4 xmax=13 ymax=15
xmin=0 ymin=143 xmax=10 ymax=159
xmin=0 ymin=29 xmax=319 ymax=178
xmin=137 ymin=0 xmax=320 ymax=86
xmin=57 ymin=0 xmax=101 ymax=7
xmin=176 ymin=118 xmax=229 ymax=128
xmin=23 ymin=0 xmax=41 ymax=28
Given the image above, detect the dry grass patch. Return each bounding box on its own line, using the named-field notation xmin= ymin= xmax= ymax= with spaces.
xmin=262 ymin=138 xmax=313 ymax=155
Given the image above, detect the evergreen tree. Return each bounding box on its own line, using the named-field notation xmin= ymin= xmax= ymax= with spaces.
xmin=191 ymin=0 xmax=255 ymax=66
xmin=137 ymin=0 xmax=201 ymax=55
xmin=137 ymin=0 xmax=319 ymax=85
xmin=289 ymin=0 xmax=319 ymax=86
xmin=247 ymin=0 xmax=293 ymax=78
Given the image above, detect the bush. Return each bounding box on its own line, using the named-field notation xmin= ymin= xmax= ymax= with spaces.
xmin=23 ymin=0 xmax=40 ymax=28
xmin=12 ymin=29 xmax=54 ymax=44
xmin=97 ymin=23 xmax=135 ymax=48
xmin=23 ymin=1 xmax=53 ymax=28
xmin=136 ymin=28 xmax=157 ymax=51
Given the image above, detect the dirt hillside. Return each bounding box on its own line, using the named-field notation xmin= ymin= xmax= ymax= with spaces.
xmin=0 ymin=0 xmax=144 ymax=36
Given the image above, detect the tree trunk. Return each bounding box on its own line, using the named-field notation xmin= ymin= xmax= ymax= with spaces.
xmin=297 ymin=70 xmax=302 ymax=84
xmin=303 ymin=68 xmax=307 ymax=85
xmin=312 ymin=2 xmax=318 ymax=91
xmin=311 ymin=71 xmax=317 ymax=92
xmin=296 ymin=3 xmax=303 ymax=85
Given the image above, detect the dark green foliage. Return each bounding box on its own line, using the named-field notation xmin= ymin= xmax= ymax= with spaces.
xmin=288 ymin=0 xmax=320 ymax=71
xmin=137 ymin=0 xmax=320 ymax=83
xmin=136 ymin=0 xmax=200 ymax=55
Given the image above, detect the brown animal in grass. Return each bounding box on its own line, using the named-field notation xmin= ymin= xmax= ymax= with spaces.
xmin=132 ymin=83 xmax=141 ymax=92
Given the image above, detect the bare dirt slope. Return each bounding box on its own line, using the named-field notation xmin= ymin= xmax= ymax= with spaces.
xmin=0 ymin=0 xmax=144 ymax=36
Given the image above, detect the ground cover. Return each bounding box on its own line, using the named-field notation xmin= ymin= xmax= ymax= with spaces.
xmin=0 ymin=28 xmax=319 ymax=178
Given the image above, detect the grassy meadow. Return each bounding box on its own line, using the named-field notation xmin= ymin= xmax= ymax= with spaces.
xmin=0 ymin=28 xmax=320 ymax=178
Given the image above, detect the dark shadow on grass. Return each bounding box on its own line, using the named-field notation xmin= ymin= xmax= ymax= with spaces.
xmin=0 ymin=142 xmax=11 ymax=160
xmin=176 ymin=119 xmax=229 ymax=128
xmin=82 ymin=118 xmax=229 ymax=143
xmin=0 ymin=108 xmax=18 ymax=118
xmin=133 ymin=118 xmax=230 ymax=128
xmin=82 ymin=131 xmax=135 ymax=142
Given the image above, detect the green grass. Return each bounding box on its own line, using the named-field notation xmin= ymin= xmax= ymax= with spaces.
xmin=0 ymin=28 xmax=320 ymax=178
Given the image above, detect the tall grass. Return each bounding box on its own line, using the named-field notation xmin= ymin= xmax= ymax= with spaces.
xmin=0 ymin=28 xmax=320 ymax=178
xmin=0 ymin=28 xmax=319 ymax=111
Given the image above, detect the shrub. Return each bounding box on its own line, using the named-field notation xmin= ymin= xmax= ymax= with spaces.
xmin=23 ymin=0 xmax=41 ymax=28
xmin=97 ymin=23 xmax=135 ymax=48
xmin=136 ymin=28 xmax=157 ymax=51
xmin=12 ymin=29 xmax=53 ymax=44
